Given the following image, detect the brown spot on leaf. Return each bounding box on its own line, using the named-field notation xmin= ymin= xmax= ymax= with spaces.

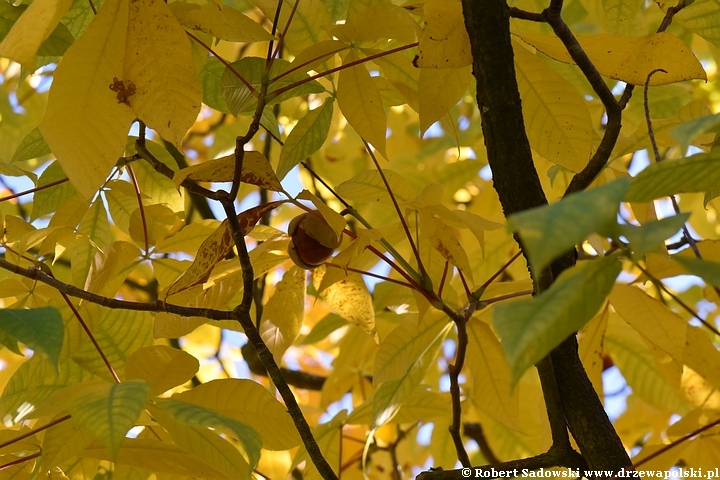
xmin=109 ymin=77 xmax=137 ymax=106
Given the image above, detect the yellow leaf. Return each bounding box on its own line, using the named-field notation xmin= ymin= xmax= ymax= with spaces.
xmin=39 ymin=0 xmax=135 ymax=201
xmin=124 ymin=0 xmax=202 ymax=147
xmin=413 ymin=0 xmax=471 ymax=68
xmin=128 ymin=204 xmax=183 ymax=247
xmin=514 ymin=31 xmax=706 ymax=86
xmin=0 ymin=0 xmax=73 ymax=69
xmin=288 ymin=40 xmax=347 ymax=73
xmin=260 ymin=267 xmax=306 ymax=362
xmin=512 ymin=40 xmax=593 ymax=172
xmin=578 ymin=305 xmax=608 ymax=398
xmin=683 ymin=326 xmax=720 ymax=392
xmin=466 ymin=309 xmax=520 ymax=430
xmin=418 ymin=66 xmax=472 ymax=136
xmin=251 ymin=0 xmax=331 ymax=55
xmin=602 ymin=0 xmax=643 ymax=36
xmin=168 ymin=3 xmax=275 ymax=43
xmin=80 ymin=437 xmax=226 ymax=478
xmin=657 ymin=0 xmax=720 ymax=46
xmin=353 ymin=3 xmax=419 ymax=43
xmin=125 ymin=345 xmax=199 ymax=396
xmin=42 ymin=414 xmax=95 ymax=468
xmin=336 ymin=169 xmax=416 ymax=204
xmin=155 ymin=219 xmax=221 ymax=254
xmin=337 ymin=50 xmax=387 ymax=157
xmin=420 ymin=208 xmax=474 ymax=284
xmin=173 ymin=151 xmax=283 ymax=192
xmin=173 ymin=378 xmax=301 ymax=450
xmin=610 ymin=284 xmax=687 ymax=368
xmin=85 ymin=241 xmax=141 ymax=296
xmin=313 ymin=267 xmax=376 ymax=335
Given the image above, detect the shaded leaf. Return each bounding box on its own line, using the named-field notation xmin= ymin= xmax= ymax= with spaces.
xmin=278 ymin=98 xmax=334 ymax=180
xmin=173 ymin=151 xmax=282 ymax=192
xmin=413 ymin=0 xmax=471 ymax=68
xmin=0 ymin=307 xmax=63 ymax=369
xmin=625 ymin=152 xmax=720 ymax=202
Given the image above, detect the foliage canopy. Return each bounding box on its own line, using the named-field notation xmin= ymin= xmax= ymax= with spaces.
xmin=1 ymin=0 xmax=720 ymax=478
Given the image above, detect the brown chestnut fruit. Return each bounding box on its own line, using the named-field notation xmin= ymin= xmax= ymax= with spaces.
xmin=287 ymin=212 xmax=342 ymax=269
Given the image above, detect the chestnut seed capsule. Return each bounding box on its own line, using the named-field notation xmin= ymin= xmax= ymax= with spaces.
xmin=287 ymin=212 xmax=342 ymax=269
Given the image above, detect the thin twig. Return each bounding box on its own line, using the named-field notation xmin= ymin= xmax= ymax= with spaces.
xmin=186 ymin=31 xmax=256 ymax=95
xmin=473 ymin=250 xmax=522 ymax=297
xmin=0 ymin=414 xmax=71 ymax=450
xmin=127 ymin=164 xmax=149 ymax=254
xmin=0 ymin=178 xmax=69 ymax=203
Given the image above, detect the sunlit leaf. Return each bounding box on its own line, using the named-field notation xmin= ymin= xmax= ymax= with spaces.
xmin=278 ymin=98 xmax=334 ymax=180
xmin=313 ymin=267 xmax=375 ymax=335
xmin=493 ymin=256 xmax=622 ymax=384
xmin=168 ymin=3 xmax=274 ymax=43
xmin=513 ymin=39 xmax=593 ymax=173
xmin=336 ymin=169 xmax=416 ymax=204
xmin=125 ymin=345 xmax=198 ymax=396
xmin=68 ymin=380 xmax=151 ymax=458
xmin=173 ymin=151 xmax=282 ymax=192
xmin=11 ymin=127 xmax=51 ymax=164
xmin=39 ymin=0 xmax=134 ymax=200
xmin=153 ymin=397 xmax=262 ymax=471
xmin=413 ymin=0 xmax=471 ymax=68
xmin=514 ymin=31 xmax=706 ymax=86
xmin=602 ymin=0 xmax=643 ymax=35
xmin=260 ymin=267 xmax=306 ymax=362
xmin=337 ymin=50 xmax=387 ymax=157
xmin=172 ymin=378 xmax=301 ymax=450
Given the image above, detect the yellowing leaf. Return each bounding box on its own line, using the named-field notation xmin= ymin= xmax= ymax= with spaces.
xmin=466 ymin=310 xmax=520 ymax=430
xmin=578 ymin=306 xmax=609 ymax=398
xmin=125 ymin=345 xmax=199 ymax=396
xmin=514 ymin=31 xmax=706 ymax=86
xmin=124 ymin=0 xmax=202 ymax=147
xmin=168 ymin=3 xmax=274 ymax=43
xmin=315 ymin=269 xmax=375 ymax=335
xmin=85 ymin=241 xmax=141 ymax=297
xmin=128 ymin=204 xmax=183 ymax=247
xmin=164 ymin=201 xmax=283 ymax=298
xmin=153 ymin=398 xmax=262 ymax=471
xmin=418 ymin=66 xmax=472 ymax=136
xmin=512 ymin=40 xmax=593 ymax=173
xmin=658 ymin=0 xmax=720 ymax=46
xmin=42 ymin=414 xmax=96 ymax=467
xmin=413 ymin=0 xmax=471 ymax=68
xmin=610 ymin=285 xmax=686 ymax=368
xmin=80 ymin=437 xmax=226 ymax=478
xmin=336 ymin=169 xmax=416 ymax=204
xmin=39 ymin=0 xmax=134 ymax=201
xmin=0 ymin=0 xmax=73 ymax=69
xmin=68 ymin=380 xmax=151 ymax=458
xmin=278 ymin=98 xmax=334 ymax=180
xmin=260 ymin=267 xmax=305 ymax=362
xmin=337 ymin=50 xmax=387 ymax=157
xmin=288 ymin=40 xmax=347 ymax=73
xmin=493 ymin=256 xmax=621 ymax=384
xmin=251 ymin=0 xmax=331 ymax=55
xmin=352 ymin=3 xmax=419 ymax=43
xmin=173 ymin=378 xmax=301 ymax=450
xmin=602 ymin=0 xmax=643 ymax=36
xmin=173 ymin=151 xmax=282 ymax=192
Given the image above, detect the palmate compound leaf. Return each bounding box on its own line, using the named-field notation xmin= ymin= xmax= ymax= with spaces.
xmin=164 ymin=201 xmax=284 ymax=299
xmin=260 ymin=267 xmax=306 ymax=363
xmin=514 ymin=31 xmax=706 ymax=86
xmin=508 ymin=178 xmax=629 ymax=277
xmin=153 ymin=397 xmax=262 ymax=472
xmin=67 ymin=380 xmax=151 ymax=459
xmin=512 ymin=39 xmax=593 ymax=173
xmin=172 ymin=378 xmax=302 ymax=450
xmin=625 ymin=151 xmax=720 ymax=202
xmin=173 ymin=151 xmax=283 ymax=192
xmin=312 ymin=267 xmax=376 ymax=336
xmin=493 ymin=255 xmax=622 ymax=385
xmin=39 ymin=0 xmax=135 ymax=201
xmin=0 ymin=307 xmax=63 ymax=369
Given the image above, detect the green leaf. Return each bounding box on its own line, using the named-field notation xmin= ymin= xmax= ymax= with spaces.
xmin=620 ymin=213 xmax=690 ymax=261
xmin=11 ymin=127 xmax=51 ymax=164
xmin=671 ymin=255 xmax=720 ymax=287
xmin=32 ymin=161 xmax=77 ymax=220
xmin=625 ymin=152 xmax=720 ymax=202
xmin=508 ymin=178 xmax=629 ymax=276
xmin=0 ymin=356 xmax=94 ymax=424
xmin=336 ymin=169 xmax=417 ymax=204
xmin=154 ymin=397 xmax=262 ymax=471
xmin=301 ymin=313 xmax=348 ymax=345
xmin=493 ymin=255 xmax=622 ymax=385
xmin=199 ymin=55 xmax=230 ymax=113
xmin=0 ymin=307 xmax=63 ymax=369
xmin=670 ymin=113 xmax=720 ymax=153
xmin=221 ymin=57 xmax=324 ymax=115
xmin=68 ymin=380 xmax=151 ymax=459
xmin=277 ymin=97 xmax=334 ymax=180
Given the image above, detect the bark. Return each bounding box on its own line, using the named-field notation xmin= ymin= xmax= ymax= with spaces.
xmin=461 ymin=0 xmax=632 ymax=472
